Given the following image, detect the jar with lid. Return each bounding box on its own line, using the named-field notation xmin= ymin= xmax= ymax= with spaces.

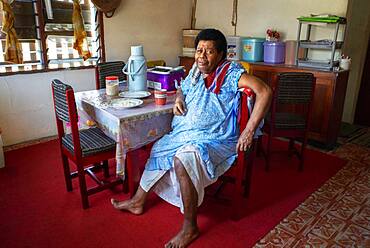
xmin=106 ymin=76 xmax=119 ymax=96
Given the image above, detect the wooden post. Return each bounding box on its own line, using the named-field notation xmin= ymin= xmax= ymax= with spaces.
xmin=35 ymin=0 xmax=48 ymax=69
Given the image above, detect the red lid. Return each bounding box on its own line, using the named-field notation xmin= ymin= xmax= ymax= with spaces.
xmin=105 ymin=76 xmax=118 ymax=80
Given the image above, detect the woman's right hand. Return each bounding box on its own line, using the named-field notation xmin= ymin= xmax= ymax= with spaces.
xmin=173 ymin=99 xmax=187 ymax=116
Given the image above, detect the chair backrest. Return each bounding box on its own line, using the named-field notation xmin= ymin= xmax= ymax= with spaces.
xmin=95 ymin=61 xmax=125 ymax=89
xmin=51 ymin=79 xmax=82 ymax=156
xmin=52 ymin=79 xmax=77 ymax=122
xmin=268 ymin=72 xmax=316 ymax=130
xmin=276 ymin=72 xmax=315 ymax=104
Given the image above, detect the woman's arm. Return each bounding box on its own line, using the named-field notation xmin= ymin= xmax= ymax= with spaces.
xmin=173 ymin=88 xmax=187 ymax=116
xmin=236 ymin=73 xmax=272 ymax=151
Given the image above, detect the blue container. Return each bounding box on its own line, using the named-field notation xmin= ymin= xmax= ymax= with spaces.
xmin=242 ymin=37 xmax=265 ymax=62
xmin=263 ymin=41 xmax=285 ymax=64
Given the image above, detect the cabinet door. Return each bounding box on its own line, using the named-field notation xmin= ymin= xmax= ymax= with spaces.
xmin=251 ymin=69 xmax=270 ymax=85
xmin=179 ymin=56 xmax=194 ymax=77
xmin=308 ymin=76 xmax=333 ymax=142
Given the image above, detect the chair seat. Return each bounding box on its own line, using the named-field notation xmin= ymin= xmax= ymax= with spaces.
xmin=62 ymin=127 xmax=116 ymax=157
xmin=266 ymin=113 xmax=306 ymax=129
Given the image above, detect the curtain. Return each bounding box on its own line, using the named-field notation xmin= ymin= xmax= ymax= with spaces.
xmin=72 ymin=0 xmax=91 ymax=61
xmin=0 ymin=0 xmax=23 ymax=64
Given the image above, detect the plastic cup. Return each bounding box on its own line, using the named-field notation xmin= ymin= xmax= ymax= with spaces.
xmin=154 ymin=89 xmax=167 ymax=105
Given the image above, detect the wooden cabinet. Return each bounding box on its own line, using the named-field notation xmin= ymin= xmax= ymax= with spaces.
xmin=179 ymin=56 xmax=194 ymax=77
xmin=249 ymin=62 xmax=349 ymax=147
xmin=178 ymin=58 xmax=349 ymax=147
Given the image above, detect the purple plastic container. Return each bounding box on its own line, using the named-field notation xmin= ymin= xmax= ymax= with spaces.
xmin=263 ymin=41 xmax=285 ymax=64
xmin=147 ymin=66 xmax=185 ymax=92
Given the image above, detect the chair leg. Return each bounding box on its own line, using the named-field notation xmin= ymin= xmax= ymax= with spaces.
xmin=126 ymin=152 xmax=136 ymax=198
xmin=265 ymin=134 xmax=272 ymax=171
xmin=76 ymin=162 xmax=89 ymax=209
xmin=243 ymin=142 xmax=255 ymax=198
xmin=256 ymin=135 xmax=263 ymax=157
xmin=288 ymin=138 xmax=295 ymax=158
xmin=299 ymin=136 xmax=308 ymax=172
xmin=61 ymin=154 xmax=73 ymax=192
xmin=102 ymin=160 xmax=109 ymax=178
xmin=230 ymin=172 xmax=244 ymax=221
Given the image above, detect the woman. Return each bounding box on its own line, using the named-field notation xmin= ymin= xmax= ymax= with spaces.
xmin=112 ymin=29 xmax=272 ymax=248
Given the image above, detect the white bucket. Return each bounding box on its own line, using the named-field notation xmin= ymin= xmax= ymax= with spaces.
xmin=227 ymin=36 xmax=243 ymax=60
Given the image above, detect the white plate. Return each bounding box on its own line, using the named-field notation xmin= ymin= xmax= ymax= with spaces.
xmin=119 ymin=91 xmax=151 ymax=99
xmin=110 ymin=98 xmax=143 ymax=109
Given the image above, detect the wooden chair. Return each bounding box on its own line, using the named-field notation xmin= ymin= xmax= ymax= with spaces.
xmin=213 ymin=89 xmax=257 ymax=220
xmin=51 ymin=79 xmax=123 ymax=209
xmin=95 ymin=61 xmax=125 ymax=89
xmin=258 ymin=72 xmax=316 ymax=171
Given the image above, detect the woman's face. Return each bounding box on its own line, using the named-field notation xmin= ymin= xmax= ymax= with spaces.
xmin=195 ymin=40 xmax=223 ymax=74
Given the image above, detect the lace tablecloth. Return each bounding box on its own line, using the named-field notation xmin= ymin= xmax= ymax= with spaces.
xmin=74 ymin=89 xmax=174 ymax=179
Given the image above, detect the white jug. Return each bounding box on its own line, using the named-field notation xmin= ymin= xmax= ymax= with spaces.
xmin=122 ymin=45 xmax=148 ymax=92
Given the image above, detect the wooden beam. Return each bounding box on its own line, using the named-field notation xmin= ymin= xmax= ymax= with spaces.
xmin=51 ymin=0 xmax=91 ymax=11
xmin=45 ymin=9 xmax=91 ymax=24
xmin=35 ymin=0 xmax=48 ymax=69
xmin=0 ymin=27 xmax=37 ymax=39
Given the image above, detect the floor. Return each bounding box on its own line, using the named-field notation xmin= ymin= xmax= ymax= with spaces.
xmin=2 ymin=123 xmax=369 ymax=247
xmin=254 ymin=124 xmax=370 ymax=247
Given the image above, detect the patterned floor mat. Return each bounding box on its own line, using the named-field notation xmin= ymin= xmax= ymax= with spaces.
xmin=254 ymin=143 xmax=370 ymax=247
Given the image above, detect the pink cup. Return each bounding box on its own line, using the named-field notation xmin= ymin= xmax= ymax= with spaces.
xmin=154 ymin=89 xmax=167 ymax=105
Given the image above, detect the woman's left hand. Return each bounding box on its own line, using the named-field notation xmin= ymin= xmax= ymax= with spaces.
xmin=236 ymin=128 xmax=255 ymax=151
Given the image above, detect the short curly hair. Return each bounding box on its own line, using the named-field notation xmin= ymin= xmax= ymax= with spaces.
xmin=194 ymin=29 xmax=227 ymax=60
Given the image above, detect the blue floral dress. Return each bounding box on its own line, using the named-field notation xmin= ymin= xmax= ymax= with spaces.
xmin=144 ymin=61 xmax=245 ymax=179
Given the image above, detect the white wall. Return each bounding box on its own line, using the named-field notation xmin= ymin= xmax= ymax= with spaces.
xmin=196 ymin=0 xmax=348 ymax=38
xmin=104 ymin=0 xmax=192 ymax=66
xmin=0 ymin=69 xmax=95 ymax=146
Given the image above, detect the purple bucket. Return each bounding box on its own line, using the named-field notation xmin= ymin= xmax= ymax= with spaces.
xmin=263 ymin=41 xmax=285 ymax=64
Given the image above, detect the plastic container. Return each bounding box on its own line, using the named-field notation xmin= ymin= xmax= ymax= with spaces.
xmin=147 ymin=66 xmax=184 ymax=91
xmin=339 ymin=58 xmax=351 ymax=70
xmin=242 ymin=37 xmax=265 ymax=62
xmin=105 ymin=76 xmax=119 ymax=96
xmin=227 ymin=36 xmax=243 ymax=60
xmin=285 ymin=40 xmax=305 ymax=65
xmin=263 ymin=41 xmax=285 ymax=64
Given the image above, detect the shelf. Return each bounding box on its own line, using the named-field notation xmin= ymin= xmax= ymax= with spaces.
xmin=296 ymin=18 xmax=345 ymax=70
xmin=297 ymin=18 xmax=346 ymax=25
xmin=299 ymin=41 xmax=343 ymax=50
xmin=298 ymin=59 xmax=339 ymax=70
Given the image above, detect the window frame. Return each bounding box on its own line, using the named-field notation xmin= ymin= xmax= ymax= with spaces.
xmin=0 ymin=0 xmax=106 ymax=76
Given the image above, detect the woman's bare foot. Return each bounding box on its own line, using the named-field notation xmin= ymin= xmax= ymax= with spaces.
xmin=164 ymin=223 xmax=199 ymax=248
xmin=110 ymin=198 xmax=144 ymax=215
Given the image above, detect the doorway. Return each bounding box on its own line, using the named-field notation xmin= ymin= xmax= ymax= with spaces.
xmin=354 ymin=36 xmax=370 ymax=126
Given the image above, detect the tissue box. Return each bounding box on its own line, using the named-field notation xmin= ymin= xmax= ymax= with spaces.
xmin=147 ymin=66 xmax=185 ymax=92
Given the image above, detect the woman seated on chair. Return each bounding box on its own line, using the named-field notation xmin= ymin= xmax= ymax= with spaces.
xmin=111 ymin=28 xmax=272 ymax=248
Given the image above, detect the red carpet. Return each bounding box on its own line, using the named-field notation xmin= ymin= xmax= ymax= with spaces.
xmin=0 ymin=139 xmax=346 ymax=248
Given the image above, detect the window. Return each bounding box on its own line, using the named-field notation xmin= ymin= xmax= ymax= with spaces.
xmin=0 ymin=0 xmax=102 ymax=74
